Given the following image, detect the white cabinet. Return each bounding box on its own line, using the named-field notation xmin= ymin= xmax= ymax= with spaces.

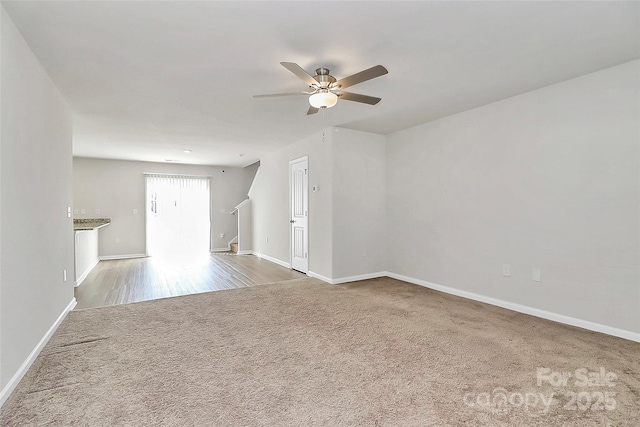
xmin=74 ymin=229 xmax=99 ymax=286
xmin=73 ymin=218 xmax=110 ymax=286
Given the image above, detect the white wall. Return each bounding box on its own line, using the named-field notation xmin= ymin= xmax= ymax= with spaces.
xmin=1 ymin=5 xmax=75 ymax=392
xmin=73 ymin=158 xmax=257 ymax=257
xmin=386 ymin=60 xmax=640 ymax=335
xmin=249 ymin=130 xmax=334 ymax=278
xmin=332 ymin=128 xmax=386 ymax=279
xmin=242 ymin=162 xmax=260 ymax=198
xmin=249 ymin=127 xmax=387 ymax=281
xmin=236 ymin=200 xmax=252 ymax=254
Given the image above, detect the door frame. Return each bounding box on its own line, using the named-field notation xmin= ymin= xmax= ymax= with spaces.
xmin=289 ymin=156 xmax=309 ymax=273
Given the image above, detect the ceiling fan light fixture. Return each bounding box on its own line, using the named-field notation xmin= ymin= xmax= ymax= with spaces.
xmin=309 ymin=91 xmax=338 ymax=109
xmin=255 ymin=62 xmax=388 ymax=114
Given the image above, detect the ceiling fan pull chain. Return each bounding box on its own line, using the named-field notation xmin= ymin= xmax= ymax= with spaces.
xmin=322 ymin=108 xmax=328 ymax=142
xmin=321 ymin=108 xmax=326 ymax=143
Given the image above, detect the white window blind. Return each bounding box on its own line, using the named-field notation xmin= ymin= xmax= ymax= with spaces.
xmin=145 ymin=174 xmax=211 ymax=258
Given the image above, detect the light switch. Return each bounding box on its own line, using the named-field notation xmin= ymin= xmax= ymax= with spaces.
xmin=219 ymin=208 xmax=225 ymax=214
xmin=95 ymin=209 xmax=100 ymax=215
xmin=312 ymin=185 xmax=319 ymax=192
xmin=133 ymin=209 xmax=138 ymax=215
xmin=80 ymin=209 xmax=86 ymax=214
xmin=533 ymin=268 xmax=542 ymax=282
xmin=502 ymin=264 xmax=511 ymax=277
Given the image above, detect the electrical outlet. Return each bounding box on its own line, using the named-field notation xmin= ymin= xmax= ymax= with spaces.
xmin=133 ymin=209 xmax=138 ymax=215
xmin=502 ymin=264 xmax=511 ymax=277
xmin=115 ymin=237 xmax=120 ymax=243
xmin=80 ymin=209 xmax=86 ymax=214
xmin=219 ymin=208 xmax=225 ymax=214
xmin=74 ymin=209 xmax=79 ymax=215
xmin=362 ymin=248 xmax=367 ymax=257
xmin=220 ymin=233 xmax=225 ymax=238
xmin=95 ymin=209 xmax=100 ymax=214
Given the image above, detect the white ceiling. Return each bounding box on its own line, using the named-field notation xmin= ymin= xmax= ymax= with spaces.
xmin=3 ymin=1 xmax=639 ymax=167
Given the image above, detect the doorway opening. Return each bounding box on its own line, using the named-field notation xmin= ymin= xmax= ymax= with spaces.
xmin=145 ymin=174 xmax=211 ymax=261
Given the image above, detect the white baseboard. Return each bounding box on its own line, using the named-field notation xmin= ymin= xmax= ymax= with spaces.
xmin=74 ymin=258 xmax=99 ymax=287
xmin=0 ymin=298 xmax=77 ymax=407
xmin=99 ymin=253 xmax=147 ymax=261
xmin=307 ymin=270 xmax=332 ymax=283
xmin=211 ymin=237 xmax=239 ymax=253
xmin=386 ymin=272 xmax=640 ymax=343
xmin=237 ymin=250 xmax=252 ymax=255
xmin=250 ymin=251 xmax=291 ymax=269
xmin=330 ymin=271 xmax=387 ymax=285
xmin=308 ymin=270 xmax=387 ymax=285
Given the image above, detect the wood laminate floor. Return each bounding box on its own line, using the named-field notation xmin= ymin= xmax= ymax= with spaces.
xmin=74 ymin=253 xmax=306 ymax=309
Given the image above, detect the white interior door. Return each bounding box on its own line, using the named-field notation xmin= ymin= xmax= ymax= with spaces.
xmin=290 ymin=157 xmax=308 ymax=273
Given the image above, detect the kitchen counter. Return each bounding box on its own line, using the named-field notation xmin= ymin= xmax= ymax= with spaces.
xmin=73 ymin=218 xmax=111 ymax=231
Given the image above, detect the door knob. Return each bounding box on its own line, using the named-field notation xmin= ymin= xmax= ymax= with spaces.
xmin=290 ymin=219 xmax=296 ymax=223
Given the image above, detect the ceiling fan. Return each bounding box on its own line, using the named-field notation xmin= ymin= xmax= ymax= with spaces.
xmin=253 ymin=62 xmax=388 ymax=115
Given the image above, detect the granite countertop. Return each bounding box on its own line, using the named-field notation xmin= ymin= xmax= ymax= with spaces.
xmin=74 ymin=218 xmax=111 ymax=231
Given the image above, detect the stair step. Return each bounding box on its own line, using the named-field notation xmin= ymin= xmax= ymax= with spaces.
xmin=230 ymin=243 xmax=238 ymax=253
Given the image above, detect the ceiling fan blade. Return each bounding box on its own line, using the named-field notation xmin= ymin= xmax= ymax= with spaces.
xmin=307 ymin=106 xmax=319 ymax=115
xmin=335 ymin=65 xmax=388 ymax=89
xmin=253 ymin=92 xmax=312 ymax=98
xmin=336 ymin=91 xmax=382 ymax=105
xmin=280 ymin=62 xmax=318 ymax=87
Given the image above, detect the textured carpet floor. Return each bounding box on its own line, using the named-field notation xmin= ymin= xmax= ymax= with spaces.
xmin=2 ymin=277 xmax=639 ymax=426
